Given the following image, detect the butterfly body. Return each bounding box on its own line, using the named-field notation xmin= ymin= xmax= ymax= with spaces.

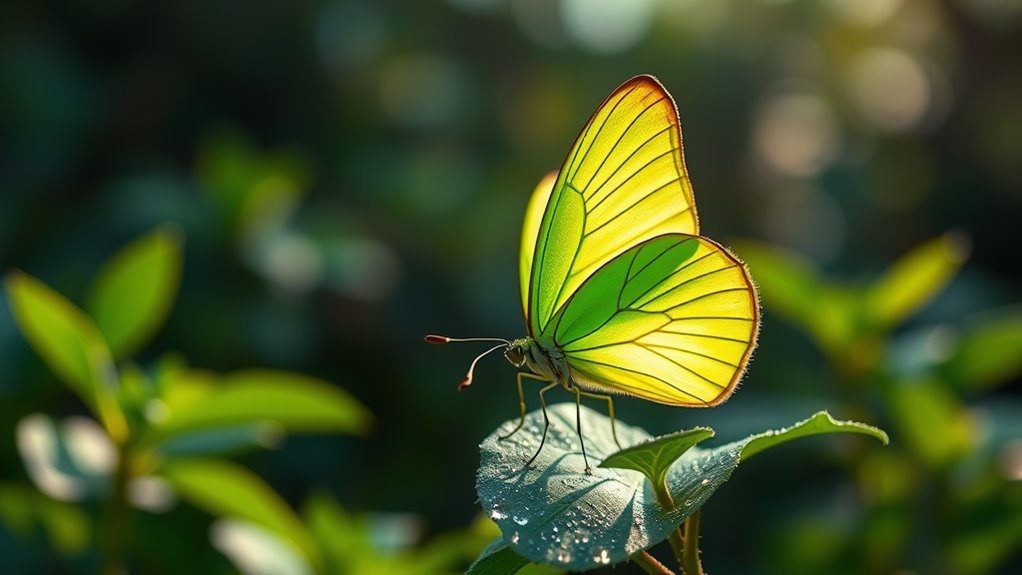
xmin=506 ymin=337 xmax=569 ymax=388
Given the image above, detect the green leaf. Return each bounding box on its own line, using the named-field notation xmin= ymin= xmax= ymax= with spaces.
xmin=733 ymin=241 xmax=825 ymax=329
xmin=149 ymin=369 xmax=372 ymax=443
xmin=944 ymin=307 xmax=1022 ymax=391
xmin=160 ymin=458 xmax=320 ymax=570
xmin=196 ymin=129 xmax=309 ymax=238
xmin=156 ymin=424 xmax=283 ymax=457
xmin=740 ymin=411 xmax=888 ymax=461
xmin=887 ymin=377 xmax=972 ymax=467
xmin=0 ymin=482 xmax=90 ymax=554
xmin=476 ymin=404 xmax=888 ymax=570
xmin=5 ymin=272 xmax=127 ymax=442
xmin=863 ymin=232 xmax=969 ymax=331
xmin=87 ymin=225 xmax=183 ymax=359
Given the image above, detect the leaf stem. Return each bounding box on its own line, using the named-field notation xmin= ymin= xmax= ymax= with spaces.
xmin=101 ymin=442 xmax=133 ymax=575
xmin=653 ymin=478 xmax=686 ymax=565
xmin=631 ymin=549 xmax=676 ymax=575
xmin=681 ymin=511 xmax=704 ymax=575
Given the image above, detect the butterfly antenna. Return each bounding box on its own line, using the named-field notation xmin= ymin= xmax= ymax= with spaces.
xmin=424 ymin=335 xmax=511 ymax=391
xmin=458 ymin=343 xmax=508 ymax=391
xmin=424 ymin=335 xmax=511 ymax=345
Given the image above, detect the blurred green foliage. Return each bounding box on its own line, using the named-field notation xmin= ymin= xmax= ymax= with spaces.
xmin=2 ymin=0 xmax=1020 ymax=573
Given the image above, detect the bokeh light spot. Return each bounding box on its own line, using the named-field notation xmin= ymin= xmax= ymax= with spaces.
xmin=754 ymin=92 xmax=841 ymax=179
xmin=825 ymin=0 xmax=904 ymax=27
xmin=561 ymin=0 xmax=653 ymax=54
xmin=848 ymin=48 xmax=931 ymax=133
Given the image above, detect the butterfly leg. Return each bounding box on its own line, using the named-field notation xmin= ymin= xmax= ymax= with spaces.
xmin=572 ymin=386 xmax=594 ymax=475
xmin=577 ymin=390 xmax=622 ymax=449
xmin=524 ymin=381 xmax=560 ymax=470
xmin=500 ymin=372 xmax=547 ymax=441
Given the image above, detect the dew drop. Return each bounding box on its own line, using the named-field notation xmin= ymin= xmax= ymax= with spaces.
xmin=513 ymin=515 xmax=529 ymax=526
xmin=700 ymin=478 xmax=710 ymax=486
xmin=593 ymin=548 xmax=611 ymax=565
xmin=511 ymin=532 xmax=520 ymax=544
xmin=490 ymin=508 xmax=508 ymax=521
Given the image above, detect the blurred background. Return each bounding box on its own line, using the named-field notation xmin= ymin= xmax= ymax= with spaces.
xmin=2 ymin=0 xmax=1021 ymax=573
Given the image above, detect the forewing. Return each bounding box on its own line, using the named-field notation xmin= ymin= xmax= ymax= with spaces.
xmin=550 ymin=234 xmax=759 ymax=406
xmin=520 ymin=172 xmax=557 ymax=322
xmin=528 ymin=75 xmax=698 ymax=336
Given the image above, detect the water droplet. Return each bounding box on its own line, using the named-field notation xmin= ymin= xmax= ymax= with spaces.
xmin=513 ymin=515 xmax=529 ymax=526
xmin=700 ymin=478 xmax=710 ymax=485
xmin=593 ymin=548 xmax=611 ymax=565
xmin=490 ymin=508 xmax=508 ymax=521
xmin=556 ymin=550 xmax=572 ymax=563
xmin=511 ymin=532 xmax=520 ymax=544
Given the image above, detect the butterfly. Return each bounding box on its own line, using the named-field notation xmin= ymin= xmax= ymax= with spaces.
xmin=427 ymin=75 xmax=759 ymax=474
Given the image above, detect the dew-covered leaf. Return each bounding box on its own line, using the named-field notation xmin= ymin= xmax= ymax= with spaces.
xmin=466 ymin=540 xmax=530 ymax=575
xmin=477 ymin=404 xmax=888 ymax=570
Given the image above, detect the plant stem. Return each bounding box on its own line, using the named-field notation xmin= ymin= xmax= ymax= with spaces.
xmin=653 ymin=478 xmax=686 ymax=565
xmin=101 ymin=442 xmax=133 ymax=575
xmin=631 ymin=550 xmax=676 ymax=575
xmin=681 ymin=511 xmax=704 ymax=575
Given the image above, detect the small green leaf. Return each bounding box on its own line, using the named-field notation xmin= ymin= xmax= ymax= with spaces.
xmin=150 ymin=369 xmax=372 ymax=442
xmin=864 ymin=232 xmax=969 ymax=331
xmin=87 ymin=225 xmax=183 ymax=359
xmin=943 ymin=307 xmax=1022 ymax=391
xmin=477 ymin=404 xmax=888 ymax=570
xmin=160 ymin=458 xmax=320 ymax=569
xmin=600 ymin=428 xmax=714 ymax=502
xmin=5 ymin=272 xmax=127 ymax=441
xmin=740 ymin=411 xmax=889 ymax=461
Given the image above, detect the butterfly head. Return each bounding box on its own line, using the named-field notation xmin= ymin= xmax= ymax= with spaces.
xmin=504 ymin=339 xmax=530 ymax=368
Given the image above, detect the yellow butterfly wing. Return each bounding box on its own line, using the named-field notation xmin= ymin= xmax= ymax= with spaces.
xmin=550 ymin=234 xmax=759 ymax=406
xmin=522 ymin=75 xmax=699 ymax=336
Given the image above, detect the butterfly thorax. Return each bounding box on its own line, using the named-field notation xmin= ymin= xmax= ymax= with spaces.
xmin=505 ymin=337 xmax=567 ymax=384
